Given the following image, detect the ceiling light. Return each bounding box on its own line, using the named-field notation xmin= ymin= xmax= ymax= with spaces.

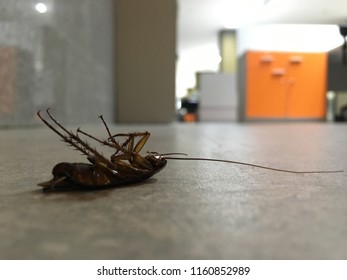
xmin=35 ymin=3 xmax=48 ymax=14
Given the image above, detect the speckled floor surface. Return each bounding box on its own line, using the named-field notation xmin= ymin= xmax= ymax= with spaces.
xmin=0 ymin=122 xmax=346 ymax=259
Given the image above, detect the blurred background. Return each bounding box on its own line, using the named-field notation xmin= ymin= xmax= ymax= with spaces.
xmin=0 ymin=0 xmax=347 ymax=126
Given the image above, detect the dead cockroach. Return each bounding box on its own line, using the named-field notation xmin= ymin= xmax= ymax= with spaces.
xmin=37 ymin=109 xmax=343 ymax=192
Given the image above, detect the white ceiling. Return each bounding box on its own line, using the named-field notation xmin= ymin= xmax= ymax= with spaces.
xmin=177 ymin=0 xmax=347 ymax=53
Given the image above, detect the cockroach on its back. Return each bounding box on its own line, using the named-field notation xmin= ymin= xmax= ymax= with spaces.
xmin=37 ymin=109 xmax=169 ymax=191
xmin=37 ymin=109 xmax=343 ymax=192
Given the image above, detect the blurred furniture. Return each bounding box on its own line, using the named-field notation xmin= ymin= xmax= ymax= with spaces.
xmin=239 ymin=51 xmax=327 ymax=120
xmin=180 ymin=97 xmax=198 ymax=122
xmin=198 ymin=73 xmax=238 ymax=121
xmin=327 ymin=47 xmax=347 ymax=121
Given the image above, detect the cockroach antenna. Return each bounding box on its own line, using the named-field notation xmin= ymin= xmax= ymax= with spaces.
xmin=163 ymin=155 xmax=343 ymax=174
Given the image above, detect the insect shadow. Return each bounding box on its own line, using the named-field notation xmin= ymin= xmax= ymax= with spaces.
xmin=37 ymin=109 xmax=343 ymax=192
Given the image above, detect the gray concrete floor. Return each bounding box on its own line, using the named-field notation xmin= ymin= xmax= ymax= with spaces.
xmin=0 ymin=122 xmax=346 ymax=259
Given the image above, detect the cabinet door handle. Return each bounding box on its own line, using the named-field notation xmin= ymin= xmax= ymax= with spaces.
xmin=272 ymin=68 xmax=286 ymax=76
xmin=260 ymin=55 xmax=273 ymax=63
xmin=289 ymin=56 xmax=303 ymax=64
xmin=288 ymin=77 xmax=295 ymax=85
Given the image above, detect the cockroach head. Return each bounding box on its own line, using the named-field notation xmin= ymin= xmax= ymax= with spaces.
xmin=145 ymin=152 xmax=167 ymax=171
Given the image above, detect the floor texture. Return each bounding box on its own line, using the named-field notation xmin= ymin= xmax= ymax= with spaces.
xmin=0 ymin=121 xmax=346 ymax=259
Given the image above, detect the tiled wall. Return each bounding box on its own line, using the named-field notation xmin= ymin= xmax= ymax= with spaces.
xmin=0 ymin=0 xmax=114 ymax=126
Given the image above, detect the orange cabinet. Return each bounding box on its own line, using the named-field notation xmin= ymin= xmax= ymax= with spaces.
xmin=246 ymin=51 xmax=327 ymax=119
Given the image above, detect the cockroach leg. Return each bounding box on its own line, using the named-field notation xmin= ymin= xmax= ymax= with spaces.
xmin=38 ymin=109 xmax=112 ymax=168
xmin=78 ymin=118 xmax=152 ymax=169
xmin=77 ymin=127 xmax=123 ymax=152
xmin=109 ymin=132 xmax=151 ymax=154
xmin=98 ymin=115 xmax=113 ymax=140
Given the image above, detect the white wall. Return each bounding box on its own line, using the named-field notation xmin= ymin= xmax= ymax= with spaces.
xmin=0 ymin=0 xmax=114 ymax=126
xmin=237 ymin=24 xmax=344 ymax=54
xmin=176 ymin=43 xmax=221 ymax=99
